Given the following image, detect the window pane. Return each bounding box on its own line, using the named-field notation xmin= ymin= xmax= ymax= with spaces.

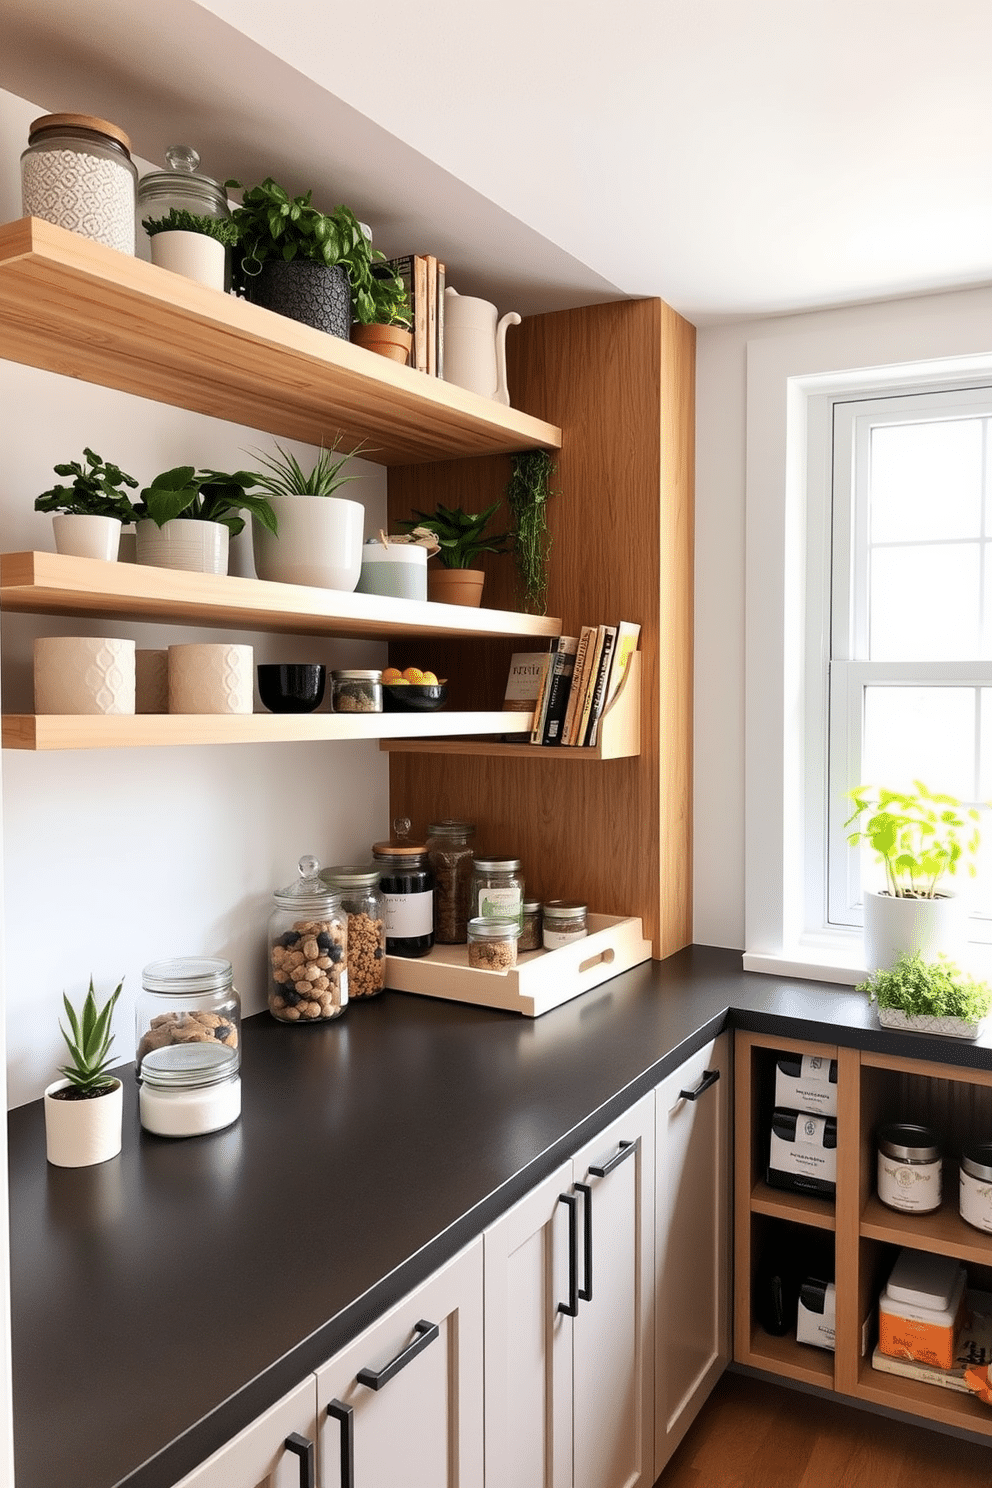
xmin=869 ymin=544 xmax=981 ymax=659
xmin=862 ymin=686 xmax=976 ymax=802
xmin=870 ymin=419 xmax=983 ymax=544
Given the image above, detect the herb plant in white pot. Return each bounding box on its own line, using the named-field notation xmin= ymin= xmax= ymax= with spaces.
xmin=845 ymin=781 xmax=981 ymax=973
xmin=34 ymin=448 xmax=138 ymax=561
xmin=44 ymin=977 xmax=124 ymax=1167
xmin=142 ymin=208 xmax=239 ymax=292
xmin=248 ymin=441 xmax=367 ymax=591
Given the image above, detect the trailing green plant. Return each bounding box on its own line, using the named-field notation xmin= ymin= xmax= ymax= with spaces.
xmin=34 ymin=448 xmax=139 ymax=523
xmin=141 ymin=208 xmax=240 ymax=247
xmin=57 ymin=976 xmax=123 ymax=1096
xmin=844 ymin=781 xmax=981 ymax=899
xmin=398 ymin=501 xmax=512 ymax=569
xmin=134 ymin=468 xmax=278 ymax=538
xmin=355 ymin=261 xmax=412 ymax=329
xmin=245 ymin=438 xmax=369 ymax=499
xmin=506 ymin=449 xmax=557 ymax=614
xmin=859 ymin=950 xmax=992 ymax=1024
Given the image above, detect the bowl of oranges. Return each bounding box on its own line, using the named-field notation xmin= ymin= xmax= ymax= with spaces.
xmin=381 ymin=666 xmax=448 ymax=712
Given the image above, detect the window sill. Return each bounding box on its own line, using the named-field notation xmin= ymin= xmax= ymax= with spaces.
xmin=744 ymin=934 xmax=992 ymax=986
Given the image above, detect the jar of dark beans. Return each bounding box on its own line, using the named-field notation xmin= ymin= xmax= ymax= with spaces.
xmin=267 ymin=855 xmax=348 ymax=1022
xmin=426 ymin=820 xmax=476 ymax=943
xmin=372 ymin=832 xmax=434 ymax=958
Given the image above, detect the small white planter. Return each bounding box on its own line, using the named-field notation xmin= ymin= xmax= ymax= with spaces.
xmin=251 ymin=493 xmax=365 ymax=591
xmin=876 ymin=1006 xmax=986 ymax=1041
xmin=51 ymin=513 xmax=122 ymax=561
xmin=34 ymin=636 xmax=135 ymax=714
xmin=150 ymin=230 xmax=226 ymax=291
xmin=862 ymin=889 xmax=966 ymax=974
xmin=44 ymin=1077 xmax=123 ymax=1167
xmin=136 ymin=518 xmax=229 ymax=575
xmin=168 ymin=643 xmax=254 ymax=714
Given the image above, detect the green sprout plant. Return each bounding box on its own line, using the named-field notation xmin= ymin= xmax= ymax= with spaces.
xmin=399 ymin=501 xmax=512 ymax=569
xmin=134 ymin=467 xmax=278 ymax=538
xmin=34 ymin=448 xmax=139 ymax=523
xmin=844 ymin=781 xmax=981 ymax=899
xmin=506 ymin=449 xmax=557 ymax=614
xmin=141 ymin=208 xmax=239 ymax=247
xmin=56 ymin=977 xmax=123 ymax=1098
xmin=245 ymin=438 xmax=369 ymax=499
xmin=859 ymin=950 xmax=992 ymax=1025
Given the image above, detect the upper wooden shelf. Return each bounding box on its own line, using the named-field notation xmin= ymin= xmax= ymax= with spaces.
xmin=0 ymin=218 xmax=562 ymax=465
xmin=0 ymin=552 xmax=562 ymax=643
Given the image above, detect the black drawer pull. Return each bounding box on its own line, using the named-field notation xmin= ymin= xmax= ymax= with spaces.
xmin=357 ymin=1319 xmax=439 ymax=1390
xmin=575 ymin=1181 xmax=593 ymax=1303
xmin=679 ymin=1068 xmax=720 ymax=1102
xmin=557 ymin=1191 xmax=579 ymax=1316
xmin=589 ymin=1138 xmax=637 ymax=1178
xmin=326 ymin=1401 xmax=353 ymax=1488
xmin=284 ymin=1432 xmax=315 ymax=1488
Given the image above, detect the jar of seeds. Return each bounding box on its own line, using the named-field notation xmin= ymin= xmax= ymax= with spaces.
xmin=268 ymin=855 xmax=348 ymax=1022
xmin=319 ymin=864 xmax=387 ymax=998
xmin=331 ymin=669 xmax=382 ymax=713
xmin=467 ymin=916 xmax=519 ymax=971
xmin=426 ymin=820 xmax=476 ymax=943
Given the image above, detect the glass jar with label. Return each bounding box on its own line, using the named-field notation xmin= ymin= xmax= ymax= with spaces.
xmin=331 ymin=669 xmax=383 ymax=713
xmin=426 ymin=820 xmax=476 ymax=943
xmin=467 ymin=916 xmax=519 ymax=971
xmin=22 ymin=114 xmax=138 ymax=255
xmin=268 ymin=855 xmax=349 ymax=1022
xmin=136 ymin=957 xmax=241 ymax=1137
xmin=876 ymin=1123 xmax=942 ymax=1213
xmin=319 ymin=864 xmax=387 ymax=998
xmin=519 ymin=900 xmax=543 ymax=952
xmin=373 ymin=838 xmax=434 ymax=957
xmin=472 ymin=855 xmax=524 ymax=931
xmin=542 ymin=899 xmax=588 ymax=949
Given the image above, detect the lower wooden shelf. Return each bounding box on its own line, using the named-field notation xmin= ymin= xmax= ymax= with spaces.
xmin=855 ymin=1356 xmax=992 ymax=1437
xmin=740 ymin=1327 xmax=835 ymax=1388
xmin=750 ymin=1180 xmax=836 ymax=1232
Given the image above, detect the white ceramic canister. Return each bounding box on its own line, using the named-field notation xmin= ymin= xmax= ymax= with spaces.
xmin=960 ymin=1143 xmax=992 ymax=1232
xmin=21 ymin=114 xmax=137 ymax=255
xmin=877 ymin=1122 xmax=943 ymax=1213
xmin=355 ymin=540 xmax=428 ymax=601
xmin=168 ymin=644 xmax=253 ymax=714
xmin=33 ymin=636 xmax=135 ymax=714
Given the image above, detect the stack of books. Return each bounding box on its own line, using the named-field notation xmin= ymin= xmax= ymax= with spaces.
xmin=503 ymin=622 xmax=640 ymax=747
xmin=382 ymin=254 xmax=445 ymax=375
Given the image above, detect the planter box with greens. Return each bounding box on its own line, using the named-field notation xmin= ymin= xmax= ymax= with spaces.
xmin=860 ymin=950 xmax=992 ymax=1039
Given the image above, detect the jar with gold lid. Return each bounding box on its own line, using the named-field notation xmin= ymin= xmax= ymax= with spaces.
xmin=22 ymin=113 xmax=137 ymax=254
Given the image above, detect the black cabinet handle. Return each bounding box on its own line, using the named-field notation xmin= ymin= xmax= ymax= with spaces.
xmin=326 ymin=1401 xmax=353 ymax=1488
xmin=679 ymin=1068 xmax=720 ymax=1102
xmin=357 ymin=1319 xmax=439 ymax=1390
xmin=557 ymin=1191 xmax=579 ymax=1316
xmin=284 ymin=1432 xmax=315 ymax=1488
xmin=575 ymin=1181 xmax=593 ymax=1303
xmin=589 ymin=1138 xmax=637 ymax=1178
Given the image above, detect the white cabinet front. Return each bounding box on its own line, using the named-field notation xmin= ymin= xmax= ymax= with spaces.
xmin=170 ymin=1376 xmax=318 ymax=1488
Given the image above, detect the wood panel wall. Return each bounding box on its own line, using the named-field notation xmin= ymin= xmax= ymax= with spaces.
xmin=386 ymin=298 xmax=695 ymax=957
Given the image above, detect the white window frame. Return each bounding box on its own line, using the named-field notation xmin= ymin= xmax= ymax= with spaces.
xmin=741 ymin=295 xmax=992 ymax=983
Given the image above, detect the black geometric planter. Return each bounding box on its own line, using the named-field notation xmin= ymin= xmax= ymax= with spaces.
xmin=247 ymin=260 xmax=351 ymax=339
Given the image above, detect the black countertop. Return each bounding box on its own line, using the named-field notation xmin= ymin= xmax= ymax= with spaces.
xmin=10 ymin=945 xmax=992 ymax=1488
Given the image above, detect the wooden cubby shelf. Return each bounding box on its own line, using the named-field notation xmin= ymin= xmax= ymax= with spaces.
xmin=861 ymin=1190 xmax=992 ymax=1266
xmin=749 ymin=1180 xmax=835 ymax=1232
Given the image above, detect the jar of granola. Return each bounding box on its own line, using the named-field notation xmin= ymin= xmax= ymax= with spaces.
xmin=319 ymin=864 xmax=386 ymax=998
xmin=467 ymin=916 xmax=519 ymax=971
xmin=268 ymin=855 xmax=348 ymax=1022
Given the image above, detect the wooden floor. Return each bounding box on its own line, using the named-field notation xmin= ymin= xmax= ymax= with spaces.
xmin=656 ymin=1372 xmax=992 ymax=1486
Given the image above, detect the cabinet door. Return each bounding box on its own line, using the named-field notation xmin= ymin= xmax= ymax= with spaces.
xmin=571 ymin=1092 xmax=655 ymax=1488
xmin=483 ymin=1160 xmax=574 ymax=1488
xmin=315 ymin=1238 xmax=483 ymax=1488
xmin=170 ymin=1377 xmax=318 ymax=1488
xmin=653 ymin=1033 xmax=730 ymax=1477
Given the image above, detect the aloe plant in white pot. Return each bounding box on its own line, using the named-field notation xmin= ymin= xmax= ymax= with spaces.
xmin=247 ymin=440 xmax=368 ymax=591
xmin=45 ymin=977 xmax=124 ymax=1167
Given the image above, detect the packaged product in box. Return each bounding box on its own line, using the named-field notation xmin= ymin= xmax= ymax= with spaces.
xmin=767 ymin=1109 xmax=837 ymax=1197
xmin=878 ymin=1248 xmax=967 ymax=1371
xmin=797 ymin=1277 xmax=836 ymax=1351
xmin=774 ymin=1054 xmax=838 ymax=1118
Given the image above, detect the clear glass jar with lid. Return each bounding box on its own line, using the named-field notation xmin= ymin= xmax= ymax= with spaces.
xmin=136 ymin=145 xmax=232 ymax=229
xmin=519 ymin=900 xmax=543 ymax=952
xmin=319 ymin=864 xmax=387 ymax=998
xmin=467 ymin=916 xmax=519 ymax=971
xmin=268 ymin=855 xmax=349 ymax=1022
xmin=373 ymin=825 xmax=434 ymax=957
xmin=136 ymin=957 xmax=241 ymax=1137
xmin=426 ymin=820 xmax=476 ymax=943
xmin=21 ymin=113 xmax=137 ymax=255
xmin=331 ymin=669 xmax=383 ymax=713
xmin=542 ymin=900 xmax=588 ymax=949
xmin=471 ymin=855 xmax=524 ymax=931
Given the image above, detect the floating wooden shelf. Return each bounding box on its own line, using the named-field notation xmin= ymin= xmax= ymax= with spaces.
xmin=0 ymin=217 xmax=562 ymax=465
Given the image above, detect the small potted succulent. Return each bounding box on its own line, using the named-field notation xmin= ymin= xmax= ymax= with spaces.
xmin=860 ymin=950 xmax=992 ymax=1040
xmin=142 ymin=207 xmax=240 ymax=291
xmin=44 ymin=977 xmax=124 ymax=1167
xmin=399 ymin=500 xmax=511 ymax=606
xmin=134 ymin=466 xmax=278 ymax=576
xmin=246 ymin=439 xmax=368 ymax=591
xmin=34 ymin=448 xmax=139 ymax=561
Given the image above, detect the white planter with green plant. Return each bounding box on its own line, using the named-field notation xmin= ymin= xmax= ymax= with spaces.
xmin=248 ymin=441 xmax=366 ymax=591
xmin=134 ymin=466 xmax=277 ymax=575
xmin=44 ymin=978 xmax=124 ymax=1167
xmin=34 ymin=448 xmax=139 ymax=560
xmin=143 ymin=208 xmax=239 ymax=292
xmin=860 ymin=950 xmax=992 ymax=1040
xmin=845 ymin=781 xmax=981 ymax=973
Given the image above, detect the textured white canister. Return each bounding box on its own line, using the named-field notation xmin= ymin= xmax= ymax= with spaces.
xmin=168 ymin=644 xmax=253 ymax=714
xmin=136 ymin=518 xmax=229 ymax=575
xmin=135 ymin=648 xmax=170 ymax=714
xmin=34 ymin=636 xmax=135 ymax=714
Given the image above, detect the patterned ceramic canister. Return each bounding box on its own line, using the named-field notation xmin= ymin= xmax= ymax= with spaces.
xmin=34 ymin=637 xmax=136 ymax=715
xmin=168 ymin=644 xmax=254 ymax=715
xmin=135 ymin=649 xmax=170 ymax=715
xmin=21 ymin=114 xmax=137 ymax=256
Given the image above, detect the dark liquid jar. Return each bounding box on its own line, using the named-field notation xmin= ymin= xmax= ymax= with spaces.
xmin=372 ymin=840 xmax=434 ymax=958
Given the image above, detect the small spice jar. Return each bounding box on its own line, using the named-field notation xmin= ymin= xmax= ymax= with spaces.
xmin=136 ymin=957 xmax=241 ymax=1137
xmin=519 ymin=900 xmax=542 ymax=953
xmin=22 ymin=114 xmax=138 ymax=255
xmin=467 ymin=916 xmax=519 ymax=971
xmin=427 ymin=820 xmax=476 ymax=944
xmin=268 ymin=855 xmax=349 ymax=1022
xmin=960 ymin=1143 xmax=992 ymax=1232
xmin=542 ymin=899 xmax=588 ymax=950
xmin=320 ymin=864 xmax=387 ymax=998
xmin=331 ymin=669 xmax=382 ymax=713
xmin=472 ymin=855 xmax=524 ymax=931
xmin=373 ymin=834 xmax=434 ymax=958
xmin=877 ymin=1123 xmax=943 ymax=1213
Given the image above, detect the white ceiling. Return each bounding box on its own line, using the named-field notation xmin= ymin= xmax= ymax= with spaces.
xmin=3 ymin=0 xmax=991 ymax=324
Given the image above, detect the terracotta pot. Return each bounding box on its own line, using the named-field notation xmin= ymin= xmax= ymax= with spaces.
xmin=44 ymin=1078 xmax=123 ymax=1167
xmin=350 ymin=323 xmax=413 ymax=365
xmin=427 ymin=568 xmax=486 ymax=607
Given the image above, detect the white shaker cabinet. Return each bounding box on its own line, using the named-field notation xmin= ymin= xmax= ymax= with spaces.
xmin=169 ymin=1376 xmax=319 ymax=1488
xmin=314 ymin=1238 xmax=484 ymax=1488
xmin=653 ymin=1033 xmax=730 ymax=1478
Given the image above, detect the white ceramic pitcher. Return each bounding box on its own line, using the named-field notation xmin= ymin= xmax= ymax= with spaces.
xmin=443 ymin=287 xmax=521 ymax=404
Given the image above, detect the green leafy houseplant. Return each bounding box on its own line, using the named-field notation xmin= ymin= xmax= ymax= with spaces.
xmin=399 ymin=501 xmax=512 ymax=569
xmin=142 ymin=208 xmax=240 ymax=247
xmin=844 ymin=781 xmax=981 ymax=899
xmin=34 ymin=448 xmax=139 ymax=522
xmin=246 ymin=439 xmax=367 ymax=499
xmin=355 ymin=261 xmax=412 ymax=329
xmin=859 ymin=950 xmax=992 ymax=1025
xmin=56 ymin=977 xmax=122 ymax=1099
xmin=506 ymin=450 xmax=557 ymax=614
xmin=135 ymin=467 xmax=278 ymax=538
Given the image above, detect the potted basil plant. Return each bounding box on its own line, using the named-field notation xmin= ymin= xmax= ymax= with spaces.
xmin=44 ymin=977 xmax=124 ymax=1167
xmin=35 ymin=448 xmax=139 ymax=561
xmin=134 ymin=467 xmax=278 ymax=576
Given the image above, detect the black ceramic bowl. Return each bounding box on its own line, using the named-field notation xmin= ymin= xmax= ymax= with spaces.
xmin=382 ymin=682 xmax=448 ymax=713
xmin=257 ymin=664 xmax=326 ymax=714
